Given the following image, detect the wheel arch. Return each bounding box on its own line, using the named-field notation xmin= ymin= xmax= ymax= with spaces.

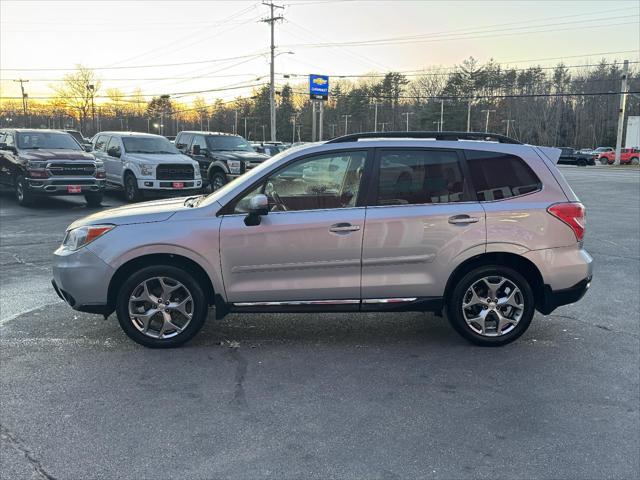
xmin=107 ymin=253 xmax=216 ymax=312
xmin=444 ymin=251 xmax=545 ymax=312
xmin=207 ymin=161 xmax=229 ymax=180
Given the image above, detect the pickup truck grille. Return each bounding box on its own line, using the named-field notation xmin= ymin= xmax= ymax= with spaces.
xmin=48 ymin=163 xmax=95 ymax=176
xmin=156 ymin=164 xmax=194 ymax=180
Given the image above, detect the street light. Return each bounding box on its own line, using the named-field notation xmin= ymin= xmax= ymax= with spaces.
xmin=87 ymin=84 xmax=96 ymax=135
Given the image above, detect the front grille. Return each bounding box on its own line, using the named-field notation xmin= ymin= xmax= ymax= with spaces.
xmin=48 ymin=163 xmax=95 ymax=176
xmin=156 ymin=164 xmax=194 ymax=180
xmin=50 ymin=180 xmax=96 ymax=185
xmin=159 ymin=182 xmax=194 ymax=188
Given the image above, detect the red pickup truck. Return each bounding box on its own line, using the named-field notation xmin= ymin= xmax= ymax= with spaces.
xmin=598 ymin=148 xmax=640 ymax=165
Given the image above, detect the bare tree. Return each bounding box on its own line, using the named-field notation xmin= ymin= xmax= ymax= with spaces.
xmin=51 ymin=65 xmax=101 ymax=134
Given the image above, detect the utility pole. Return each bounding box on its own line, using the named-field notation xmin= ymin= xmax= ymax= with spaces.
xmin=380 ymin=122 xmax=390 ymax=132
xmin=311 ymin=102 xmax=317 ymax=141
xmin=262 ymin=1 xmax=284 ymax=142
xmin=467 ymin=98 xmax=473 ymax=132
xmin=433 ymin=120 xmax=441 ymax=132
xmin=261 ymin=124 xmax=266 ymax=142
xmin=440 ymin=99 xmax=445 ymax=131
xmin=481 ymin=109 xmax=496 ymax=133
xmin=342 ymin=114 xmax=352 ymax=135
xmin=290 ymin=115 xmax=297 ymax=143
xmin=318 ymin=102 xmax=324 ymax=141
xmin=13 ymin=79 xmax=29 ymax=126
xmin=329 ymin=123 xmax=337 ymax=138
xmin=401 ymin=112 xmax=414 ymax=132
xmin=87 ymin=84 xmax=96 ymax=135
xmin=234 ymin=110 xmax=238 ymax=135
xmin=242 ymin=117 xmax=251 ymax=139
xmin=614 ymin=59 xmax=629 ymax=166
xmin=502 ymin=119 xmax=515 ymax=137
xmin=159 ymin=94 xmax=170 ymax=136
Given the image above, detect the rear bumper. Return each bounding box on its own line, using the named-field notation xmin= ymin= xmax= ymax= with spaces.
xmin=538 ymin=276 xmax=592 ymax=315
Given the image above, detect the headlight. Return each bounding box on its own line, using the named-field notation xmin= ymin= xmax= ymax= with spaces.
xmin=62 ymin=224 xmax=114 ymax=251
xmin=94 ymin=160 xmax=104 ymax=169
xmin=27 ymin=160 xmax=47 ymax=169
xmin=140 ymin=164 xmax=154 ymax=176
xmin=227 ymin=160 xmax=241 ymax=174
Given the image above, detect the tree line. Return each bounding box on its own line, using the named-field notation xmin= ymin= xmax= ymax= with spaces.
xmin=0 ymin=58 xmax=637 ymax=148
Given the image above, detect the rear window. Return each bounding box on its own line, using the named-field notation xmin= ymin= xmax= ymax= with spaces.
xmin=376 ymin=149 xmax=465 ymax=205
xmin=465 ymin=150 xmax=541 ymax=201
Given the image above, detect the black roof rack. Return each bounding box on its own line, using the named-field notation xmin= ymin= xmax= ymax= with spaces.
xmin=326 ymin=131 xmax=522 ymax=145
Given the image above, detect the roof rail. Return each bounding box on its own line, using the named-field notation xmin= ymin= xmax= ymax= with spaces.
xmin=326 ymin=131 xmax=522 ymax=145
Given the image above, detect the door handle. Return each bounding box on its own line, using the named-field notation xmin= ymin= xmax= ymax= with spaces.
xmin=329 ymin=223 xmax=361 ymax=233
xmin=448 ymin=215 xmax=480 ymax=224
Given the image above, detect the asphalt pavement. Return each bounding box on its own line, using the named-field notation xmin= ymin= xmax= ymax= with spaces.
xmin=1 ymin=166 xmax=639 ymax=480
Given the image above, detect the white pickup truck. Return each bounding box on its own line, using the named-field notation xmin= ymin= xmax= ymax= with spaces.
xmin=91 ymin=132 xmax=202 ymax=201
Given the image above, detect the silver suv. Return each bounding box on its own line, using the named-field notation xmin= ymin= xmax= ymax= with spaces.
xmin=52 ymin=132 xmax=593 ymax=348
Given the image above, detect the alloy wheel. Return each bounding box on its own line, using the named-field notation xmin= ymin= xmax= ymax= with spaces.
xmin=128 ymin=276 xmax=194 ymax=339
xmin=461 ymin=275 xmax=524 ymax=336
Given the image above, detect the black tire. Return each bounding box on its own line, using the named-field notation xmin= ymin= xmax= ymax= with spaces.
xmin=599 ymin=157 xmax=609 ymax=165
xmin=446 ymin=265 xmax=535 ymax=347
xmin=209 ymin=171 xmax=227 ymax=192
xmin=630 ymin=157 xmax=639 ymax=165
xmin=124 ymin=172 xmax=140 ymax=202
xmin=85 ymin=193 xmax=103 ymax=207
xmin=577 ymin=159 xmax=587 ymax=167
xmin=115 ymin=265 xmax=208 ymax=348
xmin=15 ymin=175 xmax=35 ymax=207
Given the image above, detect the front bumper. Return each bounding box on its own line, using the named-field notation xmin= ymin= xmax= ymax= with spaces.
xmin=52 ymin=245 xmax=114 ymax=314
xmin=27 ymin=177 xmax=106 ymax=194
xmin=138 ymin=178 xmax=202 ymax=190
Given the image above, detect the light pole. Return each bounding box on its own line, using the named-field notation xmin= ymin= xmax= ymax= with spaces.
xmin=440 ymin=99 xmax=445 ymax=131
xmin=401 ymin=112 xmax=414 ymax=132
xmin=433 ymin=120 xmax=441 ymax=132
xmin=481 ymin=109 xmax=496 ymax=133
xmin=87 ymin=84 xmax=96 ymax=135
xmin=372 ymin=101 xmax=381 ymax=132
xmin=330 ymin=123 xmax=337 ymax=138
xmin=160 ymin=94 xmax=170 ymax=136
xmin=502 ymin=119 xmax=515 ymax=137
xmin=342 ymin=114 xmax=352 ymax=135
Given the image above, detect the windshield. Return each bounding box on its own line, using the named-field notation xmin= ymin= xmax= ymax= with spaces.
xmin=206 ymin=136 xmax=253 ymax=152
xmin=17 ymin=132 xmax=81 ymax=150
xmin=122 ymin=136 xmax=179 ymax=154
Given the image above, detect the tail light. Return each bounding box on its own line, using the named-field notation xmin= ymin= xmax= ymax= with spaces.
xmin=547 ymin=202 xmax=586 ymax=241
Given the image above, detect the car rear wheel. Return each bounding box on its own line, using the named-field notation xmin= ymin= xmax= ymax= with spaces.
xmin=124 ymin=172 xmax=140 ymax=202
xmin=85 ymin=193 xmax=103 ymax=207
xmin=446 ymin=265 xmax=535 ymax=346
xmin=15 ymin=175 xmax=35 ymax=207
xmin=115 ymin=265 xmax=208 ymax=348
xmin=577 ymin=159 xmax=587 ymax=167
xmin=599 ymin=157 xmax=609 ymax=165
xmin=630 ymin=157 xmax=639 ymax=165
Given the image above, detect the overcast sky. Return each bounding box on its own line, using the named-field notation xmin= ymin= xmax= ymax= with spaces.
xmin=1 ymin=0 xmax=638 ymax=103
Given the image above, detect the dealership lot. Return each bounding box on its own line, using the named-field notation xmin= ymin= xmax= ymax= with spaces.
xmin=1 ymin=166 xmax=638 ymax=479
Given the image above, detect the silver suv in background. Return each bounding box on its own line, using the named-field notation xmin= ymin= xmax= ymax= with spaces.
xmin=91 ymin=132 xmax=202 ymax=202
xmin=52 ymin=131 xmax=592 ymax=348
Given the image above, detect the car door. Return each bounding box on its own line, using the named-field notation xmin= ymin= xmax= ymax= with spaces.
xmin=189 ymin=135 xmax=209 ymax=178
xmin=0 ymin=132 xmax=18 ymax=187
xmin=104 ymin=136 xmax=123 ymax=184
xmin=219 ymin=149 xmax=371 ymax=304
xmin=361 ymin=148 xmax=486 ymax=302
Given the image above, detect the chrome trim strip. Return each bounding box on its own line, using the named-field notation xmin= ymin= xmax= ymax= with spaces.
xmin=233 ymin=299 xmax=360 ymax=307
xmin=362 ymin=298 xmax=418 ymax=304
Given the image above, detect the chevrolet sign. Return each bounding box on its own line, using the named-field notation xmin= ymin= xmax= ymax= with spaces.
xmin=309 ymin=74 xmax=329 ymax=100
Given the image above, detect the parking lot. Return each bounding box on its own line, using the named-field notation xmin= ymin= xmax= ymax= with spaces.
xmin=0 ymin=166 xmax=638 ymax=479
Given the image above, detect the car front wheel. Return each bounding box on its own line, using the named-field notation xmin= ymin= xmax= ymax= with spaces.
xmin=16 ymin=175 xmax=35 ymax=207
xmin=446 ymin=266 xmax=535 ymax=346
xmin=115 ymin=265 xmax=208 ymax=348
xmin=630 ymin=156 xmax=639 ymax=165
xmin=124 ymin=172 xmax=140 ymax=202
xmin=209 ymin=171 xmax=227 ymax=192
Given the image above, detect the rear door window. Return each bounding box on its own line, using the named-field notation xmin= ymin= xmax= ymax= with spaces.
xmin=106 ymin=137 xmax=122 ymax=158
xmin=375 ymin=149 xmax=466 ymax=205
xmin=176 ymin=133 xmax=193 ymax=152
xmin=94 ymin=135 xmax=107 ymax=152
xmin=465 ymin=150 xmax=541 ymax=201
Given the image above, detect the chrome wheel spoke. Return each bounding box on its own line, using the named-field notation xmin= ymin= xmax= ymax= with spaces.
xmin=159 ymin=277 xmax=181 ymax=299
xmin=496 ymin=311 xmax=517 ymax=334
xmin=463 ymin=287 xmax=486 ymax=308
xmin=131 ymin=281 xmax=158 ymax=304
xmin=171 ymin=297 xmax=192 ymax=318
xmin=133 ymin=308 xmax=158 ymax=333
xmin=482 ymin=277 xmax=506 ymax=300
xmin=498 ymin=289 xmax=523 ymax=309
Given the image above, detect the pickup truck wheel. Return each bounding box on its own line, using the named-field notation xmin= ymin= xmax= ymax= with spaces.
xmin=210 ymin=172 xmax=227 ymax=191
xmin=124 ymin=172 xmax=141 ymax=202
xmin=630 ymin=157 xmax=639 ymax=165
xmin=577 ymin=159 xmax=587 ymax=167
xmin=15 ymin=175 xmax=35 ymax=207
xmin=85 ymin=193 xmax=103 ymax=207
xmin=446 ymin=265 xmax=535 ymax=347
xmin=115 ymin=265 xmax=208 ymax=348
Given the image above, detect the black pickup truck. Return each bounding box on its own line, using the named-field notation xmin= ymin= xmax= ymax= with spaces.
xmin=0 ymin=129 xmax=106 ymax=207
xmin=557 ymin=147 xmax=595 ymax=166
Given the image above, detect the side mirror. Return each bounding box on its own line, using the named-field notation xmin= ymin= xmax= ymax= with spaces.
xmin=192 ymin=144 xmax=201 ymax=155
xmin=0 ymin=143 xmax=16 ymax=153
xmin=244 ymin=194 xmax=269 ymax=226
xmin=107 ymin=147 xmax=121 ymax=158
xmin=83 ymin=144 xmax=92 ymax=152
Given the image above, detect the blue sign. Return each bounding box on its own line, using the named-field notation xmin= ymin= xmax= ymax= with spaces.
xmin=309 ymin=74 xmax=329 ymax=100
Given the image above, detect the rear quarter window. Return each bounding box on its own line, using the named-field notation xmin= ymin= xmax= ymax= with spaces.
xmin=465 ymin=150 xmax=542 ymax=201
